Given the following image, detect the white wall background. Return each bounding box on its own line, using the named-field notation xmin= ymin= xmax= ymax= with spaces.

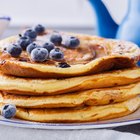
xmin=0 ymin=0 xmax=128 ymax=27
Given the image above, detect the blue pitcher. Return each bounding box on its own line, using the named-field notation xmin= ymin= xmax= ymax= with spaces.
xmin=89 ymin=0 xmax=140 ymax=45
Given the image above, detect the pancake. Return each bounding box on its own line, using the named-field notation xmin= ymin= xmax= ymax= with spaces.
xmin=0 ymin=67 xmax=139 ymax=95
xmin=0 ymin=82 xmax=140 ymax=108
xmin=0 ymin=97 xmax=140 ymax=123
xmin=0 ymin=31 xmax=139 ymax=78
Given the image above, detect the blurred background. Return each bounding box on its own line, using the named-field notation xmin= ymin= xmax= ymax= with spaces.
xmin=0 ymin=0 xmax=128 ymax=38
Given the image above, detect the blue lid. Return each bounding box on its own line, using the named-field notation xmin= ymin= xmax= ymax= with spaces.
xmin=0 ymin=16 xmax=11 ymax=21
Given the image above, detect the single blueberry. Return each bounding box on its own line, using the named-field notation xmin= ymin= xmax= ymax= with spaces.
xmin=1 ymin=104 xmax=16 ymax=119
xmin=34 ymin=24 xmax=45 ymax=34
xmin=31 ymin=48 xmax=48 ymax=62
xmin=50 ymin=33 xmax=62 ymax=46
xmin=7 ymin=44 xmax=22 ymax=57
xmin=49 ymin=48 xmax=64 ymax=60
xmin=58 ymin=62 xmax=70 ymax=68
xmin=24 ymin=29 xmax=37 ymax=39
xmin=43 ymin=42 xmax=55 ymax=52
xmin=63 ymin=36 xmax=80 ymax=48
xmin=18 ymin=35 xmax=32 ymax=50
xmin=26 ymin=43 xmax=39 ymax=54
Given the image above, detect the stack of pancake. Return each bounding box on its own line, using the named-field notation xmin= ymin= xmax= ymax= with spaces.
xmin=0 ymin=31 xmax=140 ymax=123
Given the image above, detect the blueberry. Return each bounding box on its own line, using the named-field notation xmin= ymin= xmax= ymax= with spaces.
xmin=50 ymin=33 xmax=62 ymax=45
xmin=49 ymin=48 xmax=64 ymax=60
xmin=24 ymin=29 xmax=37 ymax=39
xmin=1 ymin=104 xmax=16 ymax=119
xmin=26 ymin=43 xmax=39 ymax=54
xmin=63 ymin=36 xmax=80 ymax=48
xmin=58 ymin=62 xmax=70 ymax=68
xmin=31 ymin=48 xmax=48 ymax=62
xmin=7 ymin=44 xmax=22 ymax=57
xmin=34 ymin=24 xmax=45 ymax=34
xmin=18 ymin=35 xmax=32 ymax=50
xmin=43 ymin=42 xmax=55 ymax=52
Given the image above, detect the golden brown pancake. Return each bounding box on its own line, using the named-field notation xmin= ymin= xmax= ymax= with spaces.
xmin=0 ymin=97 xmax=140 ymax=123
xmin=0 ymin=31 xmax=139 ymax=78
xmin=0 ymin=82 xmax=140 ymax=108
xmin=0 ymin=67 xmax=139 ymax=95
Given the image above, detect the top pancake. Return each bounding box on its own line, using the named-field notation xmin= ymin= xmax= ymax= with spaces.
xmin=0 ymin=31 xmax=139 ymax=78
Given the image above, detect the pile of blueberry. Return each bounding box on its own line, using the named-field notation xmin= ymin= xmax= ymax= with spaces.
xmin=5 ymin=24 xmax=80 ymax=63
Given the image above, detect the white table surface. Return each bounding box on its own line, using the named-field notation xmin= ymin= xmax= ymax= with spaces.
xmin=0 ymin=124 xmax=140 ymax=140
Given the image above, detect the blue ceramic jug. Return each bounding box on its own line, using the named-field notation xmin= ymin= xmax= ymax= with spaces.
xmin=89 ymin=0 xmax=140 ymax=45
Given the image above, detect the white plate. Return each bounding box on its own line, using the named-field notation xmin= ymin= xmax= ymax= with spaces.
xmin=0 ymin=108 xmax=140 ymax=130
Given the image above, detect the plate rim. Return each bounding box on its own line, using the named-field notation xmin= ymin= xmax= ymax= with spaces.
xmin=0 ymin=117 xmax=140 ymax=130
